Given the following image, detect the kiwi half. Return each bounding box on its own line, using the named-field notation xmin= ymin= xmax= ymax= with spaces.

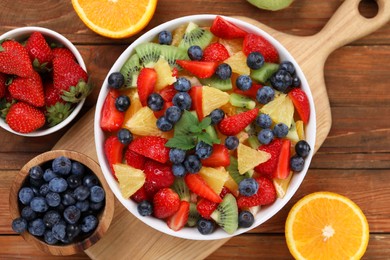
xmin=200 ymin=76 xmax=232 ymax=91
xmin=120 ymin=53 xmax=141 ymax=88
xmin=160 ymin=45 xmax=189 ymax=70
xmin=187 ymin=202 xmax=200 ymax=227
xmin=211 ymin=193 xmax=238 ymax=234
xmin=135 ymin=42 xmax=161 ymax=67
xmin=226 ymin=156 xmax=246 ymax=184
xmin=250 ymin=62 xmax=279 ymax=84
xmin=178 ymin=22 xmax=213 ymax=50
xmin=229 ymin=93 xmax=256 ymax=109
xmin=171 ymin=177 xmax=190 ymax=202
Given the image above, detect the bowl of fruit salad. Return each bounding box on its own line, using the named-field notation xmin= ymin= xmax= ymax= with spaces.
xmin=94 ymin=15 xmax=316 ymax=240
xmin=0 ymin=27 xmax=91 ymax=137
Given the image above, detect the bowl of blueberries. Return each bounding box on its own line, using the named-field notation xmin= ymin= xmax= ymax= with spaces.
xmin=9 ymin=150 xmax=114 ymax=255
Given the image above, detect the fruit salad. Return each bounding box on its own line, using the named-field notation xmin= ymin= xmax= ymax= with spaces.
xmin=100 ymin=16 xmax=312 ymax=235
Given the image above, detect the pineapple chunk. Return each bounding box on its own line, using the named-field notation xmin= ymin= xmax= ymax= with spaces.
xmin=122 ymin=89 xmax=142 ymax=126
xmin=199 ymin=166 xmax=229 ymax=195
xmin=237 ymin=143 xmax=271 ymax=175
xmin=124 ymin=106 xmax=162 ymax=136
xmin=172 ymin=23 xmax=187 ymax=46
xmin=114 ymin=163 xmax=145 ymax=198
xmin=202 ymin=85 xmax=230 ymax=117
xmin=154 ymin=58 xmax=176 ymax=91
xmin=219 ymin=38 xmax=244 ymax=56
xmin=296 ymin=120 xmax=305 ymax=140
xmin=260 ymin=94 xmax=294 ymax=126
xmin=224 ymin=51 xmax=250 ymax=75
xmin=224 ymin=173 xmax=239 ymax=197
xmin=273 ymin=171 xmax=293 ymax=198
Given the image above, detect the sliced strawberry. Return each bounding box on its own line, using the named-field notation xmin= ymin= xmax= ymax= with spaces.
xmin=8 ymin=71 xmax=45 ymax=107
xmin=184 ymin=174 xmax=222 ymax=203
xmin=0 ymin=40 xmax=34 ymax=78
xmin=201 ymin=144 xmax=230 ymax=167
xmin=125 ymin=148 xmax=146 ymax=170
xmin=196 ymin=198 xmax=218 ymax=219
xmin=275 ymin=139 xmax=291 ymax=179
xmin=210 ymin=16 xmax=248 ymax=39
xmin=202 ymin=42 xmax=230 ymax=62
xmin=288 ymin=87 xmax=310 ymax=124
xmin=218 ymin=107 xmax=259 ymax=136
xmin=131 ymin=186 xmax=149 ymax=203
xmin=254 ymin=139 xmax=283 ymax=179
xmin=128 ymin=136 xmax=170 ymax=163
xmin=189 ymin=85 xmax=203 ymax=119
xmin=176 ymin=60 xmax=218 ymax=79
xmin=104 ymin=135 xmax=125 ymax=176
xmin=237 ymin=176 xmax=276 ymax=208
xmin=234 ymin=83 xmax=263 ymax=99
xmin=144 ymin=159 xmax=175 ymax=197
xmin=25 ymin=31 xmax=54 ymax=69
xmin=153 ymin=188 xmax=180 ymax=219
xmin=167 ymin=200 xmax=190 ymax=231
xmin=137 ymin=68 xmax=157 ymax=106
xmin=243 ymin=33 xmax=279 ymax=63
xmin=100 ymin=89 xmax=124 ymax=132
xmin=159 ymin=85 xmax=177 ymax=102
xmin=153 ymin=101 xmax=173 ymax=119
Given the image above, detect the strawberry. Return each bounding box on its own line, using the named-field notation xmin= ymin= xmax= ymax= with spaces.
xmin=8 ymin=71 xmax=45 ymax=107
xmin=288 ymin=87 xmax=310 ymax=124
xmin=153 ymin=188 xmax=180 ymax=219
xmin=131 ymin=186 xmax=149 ymax=203
xmin=0 ymin=40 xmax=34 ymax=78
xmin=44 ymin=81 xmax=65 ymax=107
xmin=125 ymin=148 xmax=146 ymax=170
xmin=25 ymin=31 xmax=54 ymax=69
xmin=128 ymin=136 xmax=170 ymax=164
xmin=184 ymin=174 xmax=222 ymax=203
xmin=201 ymin=144 xmax=230 ymax=167
xmin=218 ymin=107 xmax=259 ymax=136
xmin=100 ymin=89 xmax=124 ymax=132
xmin=167 ymin=200 xmax=190 ymax=231
xmin=274 ymin=139 xmax=291 ymax=179
xmin=176 ymin=60 xmax=218 ymax=79
xmin=137 ymin=68 xmax=157 ymax=106
xmin=188 ymin=85 xmax=203 ymax=119
xmin=234 ymin=83 xmax=263 ymax=99
xmin=254 ymin=139 xmax=283 ymax=178
xmin=0 ymin=73 xmax=7 ymax=99
xmin=143 ymin=159 xmax=175 ymax=197
xmin=202 ymin=42 xmax=230 ymax=62
xmin=5 ymin=102 xmax=45 ymax=133
xmin=243 ymin=33 xmax=279 ymax=63
xmin=52 ymin=47 xmax=76 ymax=61
xmin=237 ymin=176 xmax=276 ymax=208
xmin=210 ymin=16 xmax=248 ymax=39
xmin=196 ymin=186 xmax=230 ymax=219
xmin=159 ymin=84 xmax=177 ymax=102
xmin=104 ymin=135 xmax=125 ymax=176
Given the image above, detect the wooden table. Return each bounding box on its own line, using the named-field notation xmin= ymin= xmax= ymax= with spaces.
xmin=1 ymin=0 xmax=390 ymax=259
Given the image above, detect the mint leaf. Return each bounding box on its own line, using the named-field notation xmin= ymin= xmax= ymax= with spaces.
xmin=165 ymin=135 xmax=196 ymax=150
xmin=174 ymin=110 xmax=199 ymax=136
xmin=197 ymin=132 xmax=215 ymax=146
xmin=189 ymin=125 xmax=202 ymax=134
xmin=199 ymin=116 xmax=211 ymax=130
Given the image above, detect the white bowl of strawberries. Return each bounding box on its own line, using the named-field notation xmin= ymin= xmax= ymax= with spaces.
xmin=0 ymin=27 xmax=91 ymax=137
xmin=94 ymin=15 xmax=316 ymax=240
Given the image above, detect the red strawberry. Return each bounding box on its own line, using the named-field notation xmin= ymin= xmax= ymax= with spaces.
xmin=167 ymin=200 xmax=190 ymax=231
xmin=243 ymin=33 xmax=279 ymax=63
xmin=176 ymin=60 xmax=218 ymax=79
xmin=202 ymin=43 xmax=230 ymax=62
xmin=159 ymin=84 xmax=177 ymax=102
xmin=196 ymin=186 xmax=230 ymax=219
xmin=8 ymin=71 xmax=45 ymax=107
xmin=288 ymin=88 xmax=310 ymax=124
xmin=44 ymin=81 xmax=65 ymax=107
xmin=104 ymin=135 xmax=125 ymax=176
xmin=153 ymin=188 xmax=180 ymax=219
xmin=184 ymin=174 xmax=222 ymax=203
xmin=234 ymin=83 xmax=263 ymax=99
xmin=218 ymin=108 xmax=259 ymax=136
xmin=254 ymin=139 xmax=283 ymax=178
xmin=0 ymin=40 xmax=34 ymax=78
xmin=201 ymin=144 xmax=230 ymax=167
xmin=275 ymin=139 xmax=291 ymax=179
xmin=5 ymin=102 xmax=45 ymax=133
xmin=25 ymin=31 xmax=54 ymax=69
xmin=131 ymin=186 xmax=149 ymax=203
xmin=0 ymin=73 xmax=7 ymax=98
xmin=237 ymin=176 xmax=276 ymax=208
xmin=52 ymin=47 xmax=76 ymax=61
xmin=143 ymin=160 xmax=175 ymax=197
xmin=189 ymin=85 xmax=203 ymax=119
xmin=210 ymin=16 xmax=248 ymax=39
xmin=100 ymin=89 xmax=124 ymax=132
xmin=137 ymin=68 xmax=157 ymax=106
xmin=52 ymin=55 xmax=88 ymax=92
xmin=125 ymin=148 xmax=146 ymax=170
xmin=128 ymin=136 xmax=170 ymax=163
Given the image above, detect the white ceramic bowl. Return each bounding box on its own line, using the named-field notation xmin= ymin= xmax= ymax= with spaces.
xmin=94 ymin=15 xmax=316 ymax=240
xmin=0 ymin=26 xmax=87 ymax=137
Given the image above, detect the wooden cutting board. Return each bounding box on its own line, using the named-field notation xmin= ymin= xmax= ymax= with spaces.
xmin=53 ymin=0 xmax=390 ymax=258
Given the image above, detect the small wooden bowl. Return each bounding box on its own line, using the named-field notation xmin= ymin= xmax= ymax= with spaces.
xmin=9 ymin=150 xmax=115 ymax=256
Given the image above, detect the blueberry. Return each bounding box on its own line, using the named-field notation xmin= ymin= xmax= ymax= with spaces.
xmin=46 ymin=192 xmax=61 ymax=207
xmin=90 ymin=186 xmax=105 ymax=203
xmin=246 ymin=52 xmax=264 ymax=70
xmin=257 ymin=129 xmax=274 ymax=145
xmin=115 ymin=95 xmax=131 ymax=112
xmin=197 ymin=218 xmax=214 ymax=235
xmin=239 ymin=178 xmax=259 ymax=196
xmin=43 ymin=168 xmax=57 ymax=182
xmin=147 ymin=93 xmax=164 ymax=111
xmin=107 ymin=72 xmax=124 ymax=89
xmin=292 ymin=76 xmax=301 ymax=88
xmin=71 ymin=161 xmax=85 ymax=176
xmin=174 ymin=77 xmax=191 ymax=92
xmin=43 ymin=210 xmax=61 ymax=228
xmin=295 ymin=140 xmax=311 ymax=158
xmin=49 ymin=177 xmax=68 ymax=193
xmin=29 ymin=165 xmax=43 ymax=180
xmin=169 ymin=148 xmax=186 ymax=164
xmin=184 ymin=155 xmax=202 ymax=173
xmin=270 ymin=70 xmax=293 ymax=93
xmin=52 ymin=156 xmax=72 ymax=175
xmin=44 ymin=230 xmax=58 ymax=245
xmin=187 ymin=45 xmax=203 ymax=61
xmin=62 ymin=191 xmax=76 ymax=206
xmin=256 ymin=86 xmax=275 ymax=104
xmin=158 ymin=30 xmax=172 ymax=45
xmin=117 ymin=128 xmax=133 ymax=145
xmin=39 ymin=183 xmax=50 ymax=196
xmin=256 ymin=114 xmax=272 ymax=129
xmin=236 ymin=75 xmax=252 ymax=91
xmin=238 ymin=211 xmax=255 ymax=228
xmin=215 ymin=63 xmax=232 ymax=80
xmin=74 ymin=186 xmax=90 ymax=201
xmin=19 ymin=187 xmax=34 ymax=205
xmin=76 ymin=200 xmax=90 ymax=212
xmin=29 ymin=177 xmax=44 ymax=188
xmin=172 ymin=164 xmax=187 ymax=177
xmin=172 ymin=92 xmax=192 ymax=110
xmin=165 ymin=105 xmax=182 ymax=123
xmin=273 ymin=123 xmax=289 ymax=138
xmin=209 ymin=108 xmax=225 ymax=125
xmin=89 ymin=201 xmax=104 ymax=211
xmin=279 ymin=61 xmax=295 ymax=75
xmin=156 ymin=116 xmax=173 ymax=132
xmin=80 ymin=215 xmax=98 ymax=233
xmin=12 ymin=217 xmax=27 ymax=234
xmin=52 ymin=222 xmax=66 ymax=240
xmin=290 ymin=155 xmax=305 ymax=172
xmin=30 ymin=197 xmax=49 ymax=213
xmin=67 ymin=174 xmax=82 ymax=189
xmin=83 ymin=174 xmax=99 ymax=188
xmin=28 ymin=218 xmax=45 ymax=236
xmin=66 ymin=224 xmax=81 ymax=241
xmin=225 ymin=136 xmax=239 ymax=150
xmin=137 ymin=200 xmax=153 ymax=216
xmin=21 ymin=206 xmax=36 ymax=221
xmin=63 ymin=205 xmax=81 ymax=224
xmin=195 ymin=141 xmax=213 ymax=159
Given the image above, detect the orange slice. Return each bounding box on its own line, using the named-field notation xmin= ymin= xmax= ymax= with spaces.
xmin=285 ymin=192 xmax=369 ymax=260
xmin=71 ymin=0 xmax=158 ymax=39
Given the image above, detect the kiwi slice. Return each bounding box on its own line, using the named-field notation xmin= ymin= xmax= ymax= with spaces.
xmin=211 ymin=193 xmax=238 ymax=234
xmin=247 ymin=0 xmax=294 ymax=11
xmin=247 ymin=135 xmax=261 ymax=150
xmin=135 ymin=42 xmax=161 ymax=67
xmin=178 ymin=22 xmax=213 ymax=50
xmin=160 ymin=45 xmax=189 ymax=70
xmin=120 ymin=53 xmax=141 ymax=88
xmin=229 ymin=93 xmax=256 ymax=109
xmin=250 ymin=62 xmax=279 ymax=84
xmin=226 ymin=156 xmax=246 ymax=184
xmin=171 ymin=177 xmax=190 ymax=202
xmin=187 ymin=202 xmax=200 ymax=227
xmin=200 ymin=76 xmax=232 ymax=91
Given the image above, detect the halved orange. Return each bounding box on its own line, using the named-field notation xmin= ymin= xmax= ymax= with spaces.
xmin=71 ymin=0 xmax=158 ymax=39
xmin=285 ymin=192 xmax=369 ymax=260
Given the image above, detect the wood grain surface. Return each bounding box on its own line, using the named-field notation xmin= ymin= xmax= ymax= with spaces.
xmin=1 ymin=0 xmax=390 ymax=259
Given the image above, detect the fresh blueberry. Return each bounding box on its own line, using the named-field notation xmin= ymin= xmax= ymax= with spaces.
xmin=273 ymin=123 xmax=289 ymax=138
xmin=117 ymin=128 xmax=133 ymax=145
xmin=172 ymin=92 xmax=192 ymax=110
xmin=156 ymin=116 xmax=173 ymax=132
xmin=292 ymin=76 xmax=301 ymax=87
xmin=184 ymin=155 xmax=202 ymax=173
xmin=49 ymin=177 xmax=68 ymax=193
xmin=19 ymin=187 xmax=34 ymax=205
xmin=169 ymin=148 xmax=186 ymax=164
xmin=39 ymin=183 xmax=50 ymax=196
xmin=67 ymin=174 xmax=82 ymax=189
xmin=158 ymin=30 xmax=172 ymax=45
xmin=28 ymin=218 xmax=45 ymax=236
xmin=29 ymin=165 xmax=43 ymax=180
xmin=66 ymin=224 xmax=81 ymax=241
xmin=83 ymin=174 xmax=99 ymax=188
xmin=290 ymin=155 xmax=305 ymax=172
xmin=62 ymin=191 xmax=76 ymax=206
xmin=107 ymin=72 xmax=124 ymax=89
xmin=115 ymin=95 xmax=131 ymax=112
xmin=270 ymin=70 xmax=293 ymax=93
xmin=236 ymin=75 xmax=252 ymax=91
xmin=225 ymin=136 xmax=239 ymax=150
xmin=89 ymin=201 xmax=104 ymax=211
xmin=63 ymin=205 xmax=81 ymax=224
xmin=90 ymin=186 xmax=105 ymax=203
xmin=74 ymin=185 xmax=90 ymax=201
xmin=256 ymin=114 xmax=272 ymax=129
xmin=147 ymin=93 xmax=164 ymax=111
xmin=43 ymin=210 xmax=61 ymax=228
xmin=12 ymin=217 xmax=27 ymax=234
xmin=197 ymin=218 xmax=214 ymax=235
xmin=279 ymin=61 xmax=295 ymax=75
xmin=45 ymin=192 xmax=61 ymax=207
xmin=239 ymin=178 xmax=259 ymax=196
xmin=44 ymin=230 xmax=58 ymax=245
xmin=30 ymin=197 xmax=49 ymax=213
xmin=246 ymin=52 xmax=264 ymax=70
xmin=137 ymin=200 xmax=153 ymax=216
xmin=54 ymin=203 xmax=65 ymax=213
xmin=52 ymin=156 xmax=72 ymax=176
xmin=215 ymin=63 xmax=232 ymax=80
xmin=71 ymin=161 xmax=85 ymax=176
xmin=31 ymin=186 xmax=40 ymax=196
xmin=295 ymin=140 xmax=311 ymax=158
xmin=21 ymin=206 xmax=36 ymax=221
xmin=174 ymin=77 xmax=191 ymax=92
xmin=80 ymin=215 xmax=98 ymax=233
xmin=209 ymin=108 xmax=225 ymax=125
xmin=60 ymin=235 xmax=71 ymax=244
xmin=165 ymin=105 xmax=182 ymax=123
xmin=257 ymin=129 xmax=274 ymax=145
xmin=52 ymin=222 xmax=66 ymax=240
xmin=43 ymin=168 xmax=57 ymax=182
xmin=29 ymin=177 xmax=44 ymax=188
xmin=187 ymin=45 xmax=203 ymax=61
xmin=256 ymin=86 xmax=275 ymax=104
xmin=195 ymin=141 xmax=213 ymax=159
xmin=76 ymin=200 xmax=90 ymax=212
xmin=238 ymin=211 xmax=255 ymax=228
xmin=172 ymin=164 xmax=186 ymax=177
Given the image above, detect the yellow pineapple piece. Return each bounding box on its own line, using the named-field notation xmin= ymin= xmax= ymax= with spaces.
xmin=220 ymin=102 xmax=236 ymax=116
xmin=237 ymin=143 xmax=271 ymax=175
xmin=199 ymin=166 xmax=229 ymax=195
xmin=273 ymin=171 xmax=293 ymax=198
xmin=124 ymin=106 xmax=162 ymax=136
xmin=154 ymin=58 xmax=176 ymax=91
xmin=172 ymin=23 xmax=187 ymax=46
xmin=202 ymin=85 xmax=230 ymax=117
xmin=114 ymin=163 xmax=145 ymax=198
xmin=236 ymin=131 xmax=249 ymax=143
xmin=219 ymin=38 xmax=244 ymax=56
xmin=260 ymin=93 xmax=294 ymax=126
xmin=122 ymin=89 xmax=143 ymax=126
xmin=224 ymin=51 xmax=250 ymax=75
xmin=296 ymin=120 xmax=305 ymax=140
xmin=224 ymin=173 xmax=239 ymax=197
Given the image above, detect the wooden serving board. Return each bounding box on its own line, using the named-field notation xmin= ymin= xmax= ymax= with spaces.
xmin=52 ymin=0 xmax=390 ymax=259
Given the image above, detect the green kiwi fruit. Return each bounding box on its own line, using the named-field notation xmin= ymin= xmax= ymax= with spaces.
xmin=229 ymin=93 xmax=256 ymax=109
xmin=211 ymin=193 xmax=238 ymax=234
xmin=178 ymin=22 xmax=213 ymax=50
xmin=135 ymin=42 xmax=161 ymax=67
xmin=160 ymin=45 xmax=189 ymax=70
xmin=187 ymin=202 xmax=200 ymax=227
xmin=247 ymin=0 xmax=294 ymax=11
xmin=226 ymin=156 xmax=246 ymax=185
xmin=250 ymin=62 xmax=279 ymax=84
xmin=120 ymin=53 xmax=141 ymax=88
xmin=200 ymin=76 xmax=232 ymax=91
xmin=171 ymin=177 xmax=190 ymax=202
xmin=247 ymin=135 xmax=261 ymax=150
